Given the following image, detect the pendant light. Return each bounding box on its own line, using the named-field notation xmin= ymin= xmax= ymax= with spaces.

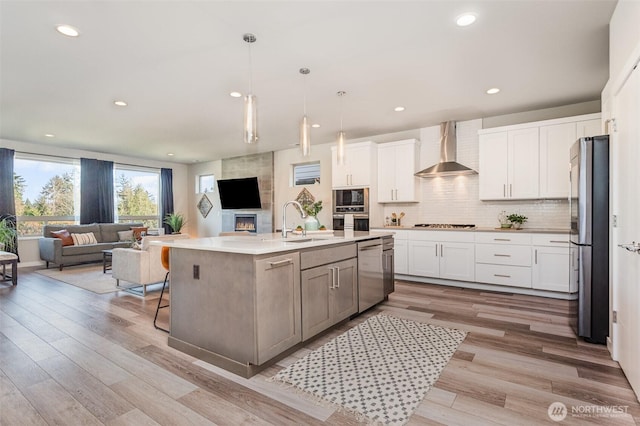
xmin=299 ymin=68 xmax=311 ymax=156
xmin=336 ymin=91 xmax=347 ymax=165
xmin=243 ymin=33 xmax=258 ymax=144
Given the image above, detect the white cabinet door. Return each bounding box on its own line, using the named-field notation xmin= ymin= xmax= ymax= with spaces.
xmin=331 ymin=142 xmax=374 ymax=188
xmin=377 ymin=143 xmax=397 ymax=202
xmin=408 ymin=240 xmax=438 ymax=277
xmin=479 ymin=132 xmax=509 ymax=199
xmin=532 ymin=246 xmax=570 ymax=292
xmin=508 ymin=127 xmax=539 ymax=199
xmin=394 ymin=239 xmax=408 ymax=274
xmin=377 ymin=140 xmax=418 ymax=202
xmin=439 ymin=242 xmax=475 ymax=281
xmin=576 ymin=119 xmax=602 ymax=138
xmin=539 ymin=122 xmax=576 ymax=199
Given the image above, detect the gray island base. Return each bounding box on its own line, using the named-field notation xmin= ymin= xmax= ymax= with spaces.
xmin=161 ymin=232 xmax=393 ymax=378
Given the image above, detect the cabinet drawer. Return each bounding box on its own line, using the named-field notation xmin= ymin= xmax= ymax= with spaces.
xmin=300 ymin=243 xmax=357 ymax=270
xmin=476 ymin=244 xmax=531 ymax=266
xmin=475 ymin=232 xmax=532 ymax=245
xmin=409 ymin=230 xmax=475 ymax=243
xmin=475 ymin=264 xmax=532 ymax=288
xmin=531 ymin=234 xmax=570 ymax=247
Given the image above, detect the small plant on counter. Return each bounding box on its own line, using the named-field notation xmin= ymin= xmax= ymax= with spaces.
xmin=507 ymin=213 xmax=528 ymax=228
xmin=302 ymin=200 xmax=323 ymax=217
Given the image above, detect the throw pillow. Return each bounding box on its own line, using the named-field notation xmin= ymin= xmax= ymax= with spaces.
xmin=71 ymin=232 xmax=98 ymax=246
xmin=130 ymin=226 xmax=148 ymax=241
xmin=118 ymin=230 xmax=134 ymax=242
xmin=50 ymin=229 xmax=74 ymax=246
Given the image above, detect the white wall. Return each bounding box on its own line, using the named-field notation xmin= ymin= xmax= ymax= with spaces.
xmin=2 ymin=138 xmax=189 ymax=266
xmin=609 ymin=0 xmax=640 ymax=85
xmin=188 ymin=160 xmax=222 ymax=238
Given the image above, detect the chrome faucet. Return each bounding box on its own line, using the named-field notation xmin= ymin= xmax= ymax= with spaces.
xmin=282 ymin=200 xmax=307 ymax=238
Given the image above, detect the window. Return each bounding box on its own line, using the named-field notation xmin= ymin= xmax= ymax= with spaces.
xmin=293 ymin=162 xmax=320 ymax=186
xmin=198 ymin=174 xmax=215 ymax=193
xmin=14 ymin=154 xmax=80 ymax=236
xmin=114 ymin=166 xmax=160 ymax=228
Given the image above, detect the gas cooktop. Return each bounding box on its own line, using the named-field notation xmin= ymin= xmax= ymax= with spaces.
xmin=414 ymin=224 xmax=476 ymax=229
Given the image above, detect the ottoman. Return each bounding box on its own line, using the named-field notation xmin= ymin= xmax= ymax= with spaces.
xmin=0 ymin=251 xmax=18 ymax=285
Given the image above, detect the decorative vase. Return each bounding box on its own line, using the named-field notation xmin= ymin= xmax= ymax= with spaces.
xmin=304 ymin=215 xmax=320 ymax=231
xmin=500 ymin=223 xmax=513 ymax=229
xmin=512 ymin=223 xmax=521 ymax=229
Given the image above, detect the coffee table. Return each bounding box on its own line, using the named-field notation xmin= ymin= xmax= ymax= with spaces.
xmin=102 ymin=249 xmax=113 ymax=273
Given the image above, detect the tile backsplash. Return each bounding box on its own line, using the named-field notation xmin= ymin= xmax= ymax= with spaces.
xmin=381 ymin=119 xmax=570 ymax=229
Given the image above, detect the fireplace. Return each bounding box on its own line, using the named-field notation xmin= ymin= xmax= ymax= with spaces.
xmin=234 ymin=214 xmax=257 ymax=233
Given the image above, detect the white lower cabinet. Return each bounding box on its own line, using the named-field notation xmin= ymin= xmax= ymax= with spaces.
xmin=531 ymin=234 xmax=573 ymax=293
xmin=407 ymin=231 xmax=475 ymax=281
xmin=475 ymin=232 xmax=532 ymax=288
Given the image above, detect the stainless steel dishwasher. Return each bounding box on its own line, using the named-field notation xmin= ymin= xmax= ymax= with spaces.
xmin=357 ymin=239 xmax=384 ymax=312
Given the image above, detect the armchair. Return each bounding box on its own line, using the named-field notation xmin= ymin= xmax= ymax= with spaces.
xmin=111 ymin=234 xmax=189 ymax=295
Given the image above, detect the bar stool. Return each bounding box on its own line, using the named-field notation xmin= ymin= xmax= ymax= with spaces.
xmin=0 ymin=251 xmax=18 ymax=286
xmin=153 ymin=246 xmax=170 ymax=332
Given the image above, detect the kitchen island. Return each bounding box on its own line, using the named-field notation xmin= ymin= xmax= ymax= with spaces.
xmin=160 ymin=231 xmax=392 ymax=378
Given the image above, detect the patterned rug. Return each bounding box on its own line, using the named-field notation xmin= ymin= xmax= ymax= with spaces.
xmin=273 ymin=314 xmax=467 ymax=425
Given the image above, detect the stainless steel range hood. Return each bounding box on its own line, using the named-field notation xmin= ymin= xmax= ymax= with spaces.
xmin=415 ymin=121 xmax=477 ymax=177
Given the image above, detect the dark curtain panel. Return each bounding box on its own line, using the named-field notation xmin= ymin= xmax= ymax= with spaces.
xmin=160 ymin=168 xmax=174 ymax=234
xmin=80 ymin=158 xmax=114 ymax=224
xmin=0 ymin=148 xmax=19 ymax=258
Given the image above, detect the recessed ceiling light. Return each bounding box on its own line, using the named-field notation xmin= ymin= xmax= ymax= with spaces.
xmin=229 ymin=91 xmax=242 ymax=98
xmin=456 ymin=13 xmax=477 ymax=27
xmin=311 ymin=123 xmax=320 ymax=128
xmin=486 ymin=87 xmax=500 ymax=95
xmin=394 ymin=106 xmax=405 ymax=112
xmin=56 ymin=25 xmax=80 ymax=37
xmin=113 ymin=100 xmax=128 ymax=106
xmin=44 ymin=133 xmax=55 ymax=138
xmin=167 ymin=153 xmax=175 ymax=157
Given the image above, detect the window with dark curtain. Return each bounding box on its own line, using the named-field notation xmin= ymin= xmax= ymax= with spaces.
xmin=0 ymin=148 xmax=19 ymax=258
xmin=160 ymin=168 xmax=174 ymax=235
xmin=80 ymin=158 xmax=114 ymax=224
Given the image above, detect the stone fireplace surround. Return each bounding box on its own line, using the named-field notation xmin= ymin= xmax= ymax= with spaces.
xmin=220 ymin=152 xmax=274 ymax=234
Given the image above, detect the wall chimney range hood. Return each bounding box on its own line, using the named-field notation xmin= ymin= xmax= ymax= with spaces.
xmin=415 ymin=121 xmax=477 ymax=177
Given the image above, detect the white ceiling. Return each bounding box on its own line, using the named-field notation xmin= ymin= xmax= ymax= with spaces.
xmin=0 ymin=1 xmax=616 ymax=164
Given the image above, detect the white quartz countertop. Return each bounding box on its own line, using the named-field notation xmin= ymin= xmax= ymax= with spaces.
xmin=155 ymin=231 xmax=393 ymax=255
xmin=372 ymin=226 xmax=570 ymax=234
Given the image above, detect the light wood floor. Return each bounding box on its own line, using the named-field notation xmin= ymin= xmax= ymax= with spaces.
xmin=1 ymin=268 xmax=638 ymax=425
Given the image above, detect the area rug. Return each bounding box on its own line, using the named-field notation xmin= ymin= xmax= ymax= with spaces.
xmin=272 ymin=314 xmax=467 ymax=425
xmin=35 ymin=265 xmax=162 ymax=295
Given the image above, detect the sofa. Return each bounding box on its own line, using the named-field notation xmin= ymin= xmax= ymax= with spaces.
xmin=39 ymin=223 xmax=143 ymax=270
xmin=112 ymin=233 xmax=190 ymax=295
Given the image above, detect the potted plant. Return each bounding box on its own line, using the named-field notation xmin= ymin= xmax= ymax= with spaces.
xmin=164 ymin=212 xmax=186 ymax=234
xmin=302 ymin=201 xmax=323 ymax=231
xmin=0 ymin=217 xmax=17 ymax=252
xmin=507 ymin=213 xmax=528 ymax=229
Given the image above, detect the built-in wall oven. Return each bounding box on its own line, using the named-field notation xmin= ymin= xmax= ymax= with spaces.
xmin=332 ymin=188 xmax=369 ymax=231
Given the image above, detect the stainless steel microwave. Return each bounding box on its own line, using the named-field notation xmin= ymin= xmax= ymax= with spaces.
xmin=332 ymin=188 xmax=369 ymax=214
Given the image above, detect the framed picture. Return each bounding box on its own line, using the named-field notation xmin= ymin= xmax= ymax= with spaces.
xmin=197 ymin=194 xmax=213 ymax=218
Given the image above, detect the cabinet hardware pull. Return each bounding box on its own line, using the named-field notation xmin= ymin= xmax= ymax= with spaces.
xmin=335 ymin=266 xmax=340 ymax=288
xmin=549 ymin=240 xmax=567 ymax=243
xmin=510 ymin=184 xmax=512 ymax=197
xmin=494 ymin=254 xmax=511 ymax=257
xmin=535 ymin=249 xmax=538 ymax=264
xmin=503 ymin=184 xmax=506 ymax=197
xmin=360 ymin=244 xmax=382 ymax=250
xmin=494 ymin=238 xmax=511 ymax=241
xmin=435 ymin=245 xmax=438 ymax=257
xmin=440 ymin=244 xmax=444 ymax=257
xmin=269 ymin=258 xmax=293 ymax=268
xmin=494 ymin=274 xmax=511 ymax=278
xmin=391 ymin=189 xmax=394 ymax=200
xmin=329 ymin=266 xmax=336 ymax=289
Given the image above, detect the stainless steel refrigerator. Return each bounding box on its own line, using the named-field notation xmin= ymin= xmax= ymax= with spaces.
xmin=569 ymin=135 xmax=609 ymax=344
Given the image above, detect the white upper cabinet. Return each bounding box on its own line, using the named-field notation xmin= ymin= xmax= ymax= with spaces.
xmin=479 ymin=113 xmax=601 ymax=201
xmin=539 ymin=122 xmax=576 ymax=198
xmin=479 ymin=128 xmax=539 ymax=200
xmin=377 ymin=139 xmax=419 ymax=203
xmin=331 ymin=141 xmax=376 ymax=188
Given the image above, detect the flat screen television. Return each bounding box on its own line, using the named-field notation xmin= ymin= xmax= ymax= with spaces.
xmin=217 ymin=177 xmax=262 ymax=209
